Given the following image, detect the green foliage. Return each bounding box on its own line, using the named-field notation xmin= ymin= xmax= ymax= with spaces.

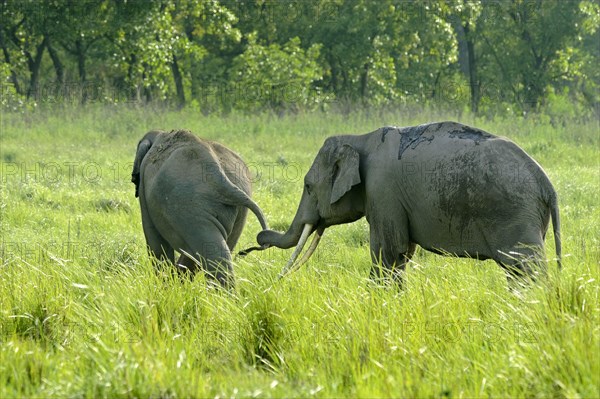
xmin=111 ymin=2 xmax=178 ymax=100
xmin=0 ymin=107 xmax=598 ymax=397
xmin=230 ymin=36 xmax=325 ymax=112
xmin=473 ymin=0 xmax=599 ymax=112
xmin=0 ymin=61 xmax=22 ymax=110
xmin=0 ymin=0 xmax=598 ymax=115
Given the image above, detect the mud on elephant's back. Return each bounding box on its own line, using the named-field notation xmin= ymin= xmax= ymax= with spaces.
xmin=255 ymin=121 xmax=561 ymax=285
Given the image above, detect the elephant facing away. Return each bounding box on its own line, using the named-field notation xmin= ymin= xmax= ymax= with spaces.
xmin=132 ymin=129 xmax=268 ymax=288
xmin=254 ymin=121 xmax=561 ymax=284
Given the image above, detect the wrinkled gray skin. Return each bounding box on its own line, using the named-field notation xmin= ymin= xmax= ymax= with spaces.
xmin=257 ymin=122 xmax=561 ymax=284
xmin=132 ymin=130 xmax=268 ymax=288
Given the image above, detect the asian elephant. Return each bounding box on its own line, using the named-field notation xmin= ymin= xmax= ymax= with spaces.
xmin=255 ymin=122 xmax=561 ymax=284
xmin=132 ymin=129 xmax=268 ymax=288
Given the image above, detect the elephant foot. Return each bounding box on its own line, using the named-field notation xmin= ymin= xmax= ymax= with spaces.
xmin=369 ymin=263 xmax=405 ymax=288
xmin=496 ymin=251 xmax=547 ymax=290
xmin=176 ymin=254 xmax=202 ymax=274
xmin=173 ymin=255 xmax=235 ymax=290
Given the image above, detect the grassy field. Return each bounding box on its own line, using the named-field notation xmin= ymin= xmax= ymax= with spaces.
xmin=0 ymin=106 xmax=598 ymax=398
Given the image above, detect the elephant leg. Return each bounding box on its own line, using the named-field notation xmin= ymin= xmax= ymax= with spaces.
xmin=495 ymin=243 xmax=546 ymax=287
xmin=182 ymin=229 xmax=235 ymax=289
xmin=225 ymin=207 xmax=248 ymax=251
xmin=175 ymin=253 xmax=200 ymax=275
xmin=369 ymin=228 xmax=415 ymax=286
xmin=367 ymin=208 xmax=413 ymax=285
xmin=140 ymin=202 xmax=174 ymax=267
xmin=196 ymin=241 xmax=234 ymax=288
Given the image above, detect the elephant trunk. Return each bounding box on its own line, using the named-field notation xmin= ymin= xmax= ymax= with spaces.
xmin=257 ymin=226 xmax=303 ymax=250
xmin=258 ymin=223 xmax=324 ymax=279
xmin=257 ymin=190 xmax=317 ymax=249
xmin=255 ymin=191 xmax=324 ymax=277
xmin=239 ymin=221 xmax=302 ymax=256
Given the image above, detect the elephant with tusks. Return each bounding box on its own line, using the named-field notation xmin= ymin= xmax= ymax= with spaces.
xmin=247 ymin=121 xmax=561 ymax=285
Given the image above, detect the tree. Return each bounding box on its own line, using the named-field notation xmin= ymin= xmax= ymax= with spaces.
xmin=0 ymin=0 xmax=597 ymax=114
xmin=57 ymin=1 xmax=109 ymax=87
xmin=168 ymin=0 xmax=241 ymax=108
xmin=447 ymin=1 xmax=483 ymax=113
xmin=230 ymin=35 xmax=323 ymax=113
xmin=1 ymin=1 xmax=48 ymax=98
xmin=477 ymin=0 xmax=596 ymax=112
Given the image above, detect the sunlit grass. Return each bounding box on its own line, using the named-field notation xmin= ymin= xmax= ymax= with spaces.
xmin=0 ymin=106 xmax=598 ymax=397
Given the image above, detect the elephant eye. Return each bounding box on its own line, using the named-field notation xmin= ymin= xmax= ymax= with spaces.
xmin=305 ymin=183 xmax=312 ymax=195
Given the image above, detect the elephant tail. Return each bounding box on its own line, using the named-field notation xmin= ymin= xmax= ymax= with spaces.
xmin=242 ymin=196 xmax=269 ymax=232
xmin=212 ymin=167 xmax=269 ymax=231
xmin=549 ymin=191 xmax=562 ymax=270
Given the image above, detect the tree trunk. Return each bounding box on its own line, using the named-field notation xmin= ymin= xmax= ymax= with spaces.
xmin=142 ymin=65 xmax=152 ymax=103
xmin=27 ymin=37 xmax=47 ymax=99
xmin=190 ymin=62 xmax=198 ymax=101
xmin=170 ymin=52 xmax=185 ymax=108
xmin=452 ymin=15 xmax=470 ymax=77
xmin=463 ymin=23 xmax=479 ymax=114
xmin=75 ymin=39 xmax=86 ymax=84
xmin=183 ymin=24 xmax=199 ymax=102
xmin=46 ymin=37 xmax=65 ymax=86
xmin=0 ymin=28 xmax=21 ymax=94
xmin=127 ymin=53 xmax=138 ymax=102
xmin=328 ymin=54 xmax=339 ymax=94
xmin=359 ymin=62 xmax=369 ymax=103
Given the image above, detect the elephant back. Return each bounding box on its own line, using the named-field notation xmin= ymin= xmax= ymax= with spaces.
xmin=208 ymin=141 xmax=252 ymax=197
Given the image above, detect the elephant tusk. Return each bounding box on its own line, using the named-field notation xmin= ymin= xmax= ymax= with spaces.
xmin=278 ymin=224 xmax=313 ymax=279
xmin=285 ymin=229 xmax=323 ymax=275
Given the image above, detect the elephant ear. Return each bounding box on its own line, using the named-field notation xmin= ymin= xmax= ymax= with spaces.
xmin=330 ymin=144 xmax=361 ymax=204
xmin=132 ymin=133 xmax=158 ymax=198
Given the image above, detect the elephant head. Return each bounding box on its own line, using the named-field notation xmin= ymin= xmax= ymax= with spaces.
xmin=132 ymin=130 xmax=164 ymax=198
xmin=256 ymin=137 xmax=365 ymax=276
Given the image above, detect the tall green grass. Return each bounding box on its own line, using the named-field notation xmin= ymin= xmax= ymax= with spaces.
xmin=1 ymin=106 xmax=598 ymax=397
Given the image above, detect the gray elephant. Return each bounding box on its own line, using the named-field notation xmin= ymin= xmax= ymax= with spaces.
xmin=255 ymin=121 xmax=561 ymax=284
xmin=132 ymin=129 xmax=268 ymax=287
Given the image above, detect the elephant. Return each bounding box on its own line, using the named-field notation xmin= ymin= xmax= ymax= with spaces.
xmin=254 ymin=121 xmax=561 ymax=284
xmin=132 ymin=129 xmax=268 ymax=288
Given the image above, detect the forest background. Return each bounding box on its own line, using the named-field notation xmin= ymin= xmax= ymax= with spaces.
xmin=1 ymin=0 xmax=599 ymax=118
